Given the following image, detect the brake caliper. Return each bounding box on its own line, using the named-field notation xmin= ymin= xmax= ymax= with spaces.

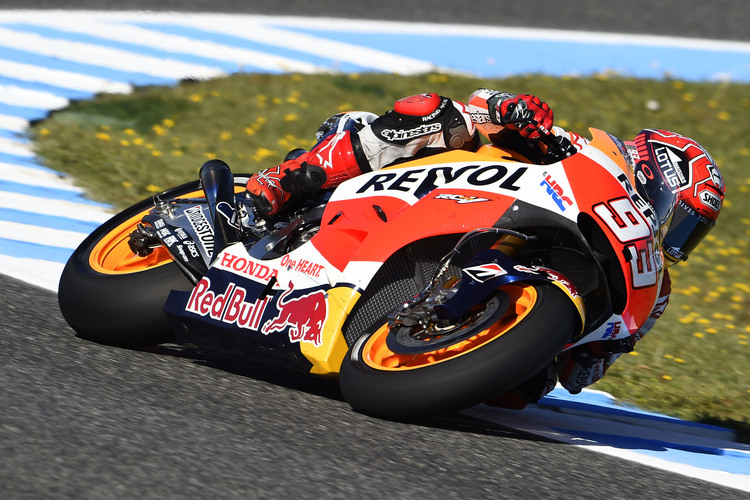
xmin=128 ymin=223 xmax=161 ymax=256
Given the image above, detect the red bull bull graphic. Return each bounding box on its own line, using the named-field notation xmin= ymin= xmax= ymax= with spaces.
xmin=262 ymin=285 xmax=329 ymax=347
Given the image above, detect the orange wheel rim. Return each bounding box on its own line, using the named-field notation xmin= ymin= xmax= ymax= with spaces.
xmin=89 ymin=210 xmax=176 ymax=274
xmin=89 ymin=189 xmax=200 ymax=274
xmin=88 ymin=186 xmax=247 ymax=274
xmin=360 ymin=283 xmax=538 ymax=371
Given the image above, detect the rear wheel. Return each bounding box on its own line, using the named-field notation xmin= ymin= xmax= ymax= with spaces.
xmin=339 ymin=282 xmax=577 ymax=420
xmin=58 ymin=182 xmax=202 ymax=347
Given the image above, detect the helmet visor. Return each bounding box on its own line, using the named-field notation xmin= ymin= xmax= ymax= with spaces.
xmin=635 ymin=161 xmax=678 ymax=227
xmin=663 ymin=201 xmax=715 ymax=262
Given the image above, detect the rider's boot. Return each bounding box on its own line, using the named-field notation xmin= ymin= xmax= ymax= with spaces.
xmin=246 ymin=130 xmax=366 ymax=217
xmin=484 ymin=364 xmax=557 ymax=410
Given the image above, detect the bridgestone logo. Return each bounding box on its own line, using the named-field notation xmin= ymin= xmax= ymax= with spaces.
xmin=380 ymin=123 xmax=441 ymax=141
xmin=184 ymin=206 xmax=214 ymax=256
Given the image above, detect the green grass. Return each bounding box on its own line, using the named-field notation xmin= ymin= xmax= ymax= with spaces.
xmin=30 ymin=72 xmax=750 ymax=441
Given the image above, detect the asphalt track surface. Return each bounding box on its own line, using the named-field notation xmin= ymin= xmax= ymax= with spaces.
xmin=2 ymin=1 xmax=749 ymax=498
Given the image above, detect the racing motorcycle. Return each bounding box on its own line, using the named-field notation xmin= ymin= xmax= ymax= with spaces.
xmin=58 ymin=127 xmax=665 ymax=420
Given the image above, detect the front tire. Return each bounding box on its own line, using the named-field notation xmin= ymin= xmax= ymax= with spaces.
xmin=58 ymin=182 xmax=201 ymax=348
xmin=339 ymin=282 xmax=578 ymax=420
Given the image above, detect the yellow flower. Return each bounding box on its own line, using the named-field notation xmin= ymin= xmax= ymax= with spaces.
xmin=244 ymin=127 xmax=256 ymax=136
xmin=662 ymin=375 xmax=673 ymax=381
xmin=283 ymin=114 xmax=298 ymax=122
xmin=219 ymin=131 xmax=232 ymax=141
xmin=163 ymin=118 xmax=175 ymax=128
xmin=189 ymin=94 xmax=203 ymax=102
xmin=693 ymin=332 xmax=704 ymax=338
xmin=95 ymin=132 xmax=111 ymax=141
xmin=151 ymin=150 xmax=162 ymax=157
xmin=717 ymin=111 xmax=730 ymax=121
xmin=39 ymin=128 xmax=50 ymax=136
xmin=133 ymin=137 xmax=144 ymax=145
xmin=122 ymin=181 xmax=132 ymax=188
xmin=124 ymin=128 xmax=136 ymax=136
xmin=253 ymin=147 xmax=276 ymax=161
xmin=145 ymin=184 xmax=161 ymax=192
xmin=682 ymin=93 xmax=695 ymax=102
xmin=119 ymin=139 xmax=130 ymax=147
xmin=675 ymin=358 xmax=685 ymax=363
xmin=152 ymin=124 xmax=167 ymax=136
xmin=171 ymin=150 xmax=184 ymax=157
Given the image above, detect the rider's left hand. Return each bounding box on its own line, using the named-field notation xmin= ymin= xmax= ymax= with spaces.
xmin=494 ymin=94 xmax=553 ymax=140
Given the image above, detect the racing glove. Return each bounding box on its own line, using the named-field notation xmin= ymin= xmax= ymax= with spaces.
xmin=488 ymin=93 xmax=554 ymax=140
xmin=246 ymin=153 xmax=307 ymax=217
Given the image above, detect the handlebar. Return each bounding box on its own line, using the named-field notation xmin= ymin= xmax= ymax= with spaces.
xmin=502 ymin=118 xmax=577 ymax=163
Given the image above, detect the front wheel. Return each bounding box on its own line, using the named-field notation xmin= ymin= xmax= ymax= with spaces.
xmin=338 ymin=282 xmax=578 ymax=420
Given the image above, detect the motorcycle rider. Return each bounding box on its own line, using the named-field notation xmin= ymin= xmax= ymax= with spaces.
xmin=246 ymin=90 xmax=725 ymax=408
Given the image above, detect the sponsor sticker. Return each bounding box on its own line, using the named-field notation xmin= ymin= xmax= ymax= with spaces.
xmin=185 ymin=277 xmax=271 ymax=331
xmin=699 ymin=189 xmax=722 ymax=212
xmin=262 ymin=285 xmax=328 ymax=347
xmin=184 ymin=205 xmax=215 ymax=257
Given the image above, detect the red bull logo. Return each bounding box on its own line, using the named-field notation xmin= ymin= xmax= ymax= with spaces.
xmin=186 ymin=277 xmax=270 ymax=331
xmin=262 ymin=285 xmax=328 ymax=347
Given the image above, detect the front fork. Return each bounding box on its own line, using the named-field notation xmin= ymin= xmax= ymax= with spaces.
xmin=389 ymin=229 xmax=585 ymax=337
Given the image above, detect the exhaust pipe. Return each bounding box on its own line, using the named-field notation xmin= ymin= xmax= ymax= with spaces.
xmin=199 ymin=159 xmax=241 ymax=258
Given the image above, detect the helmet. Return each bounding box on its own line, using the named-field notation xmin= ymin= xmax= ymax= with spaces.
xmin=315 ymin=111 xmax=377 ymax=143
xmin=632 ymin=129 xmax=725 ymax=266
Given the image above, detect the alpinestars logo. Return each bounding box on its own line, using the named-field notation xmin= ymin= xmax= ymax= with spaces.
xmin=380 ymin=123 xmax=442 ymax=141
xmin=312 ymin=131 xmax=347 ymax=170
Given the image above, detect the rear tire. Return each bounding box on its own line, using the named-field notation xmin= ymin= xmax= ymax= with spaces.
xmin=58 ymin=182 xmax=200 ymax=348
xmin=339 ymin=282 xmax=577 ymax=420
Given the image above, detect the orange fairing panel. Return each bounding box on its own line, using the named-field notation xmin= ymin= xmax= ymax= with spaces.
xmin=587 ymin=128 xmax=634 ymax=183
